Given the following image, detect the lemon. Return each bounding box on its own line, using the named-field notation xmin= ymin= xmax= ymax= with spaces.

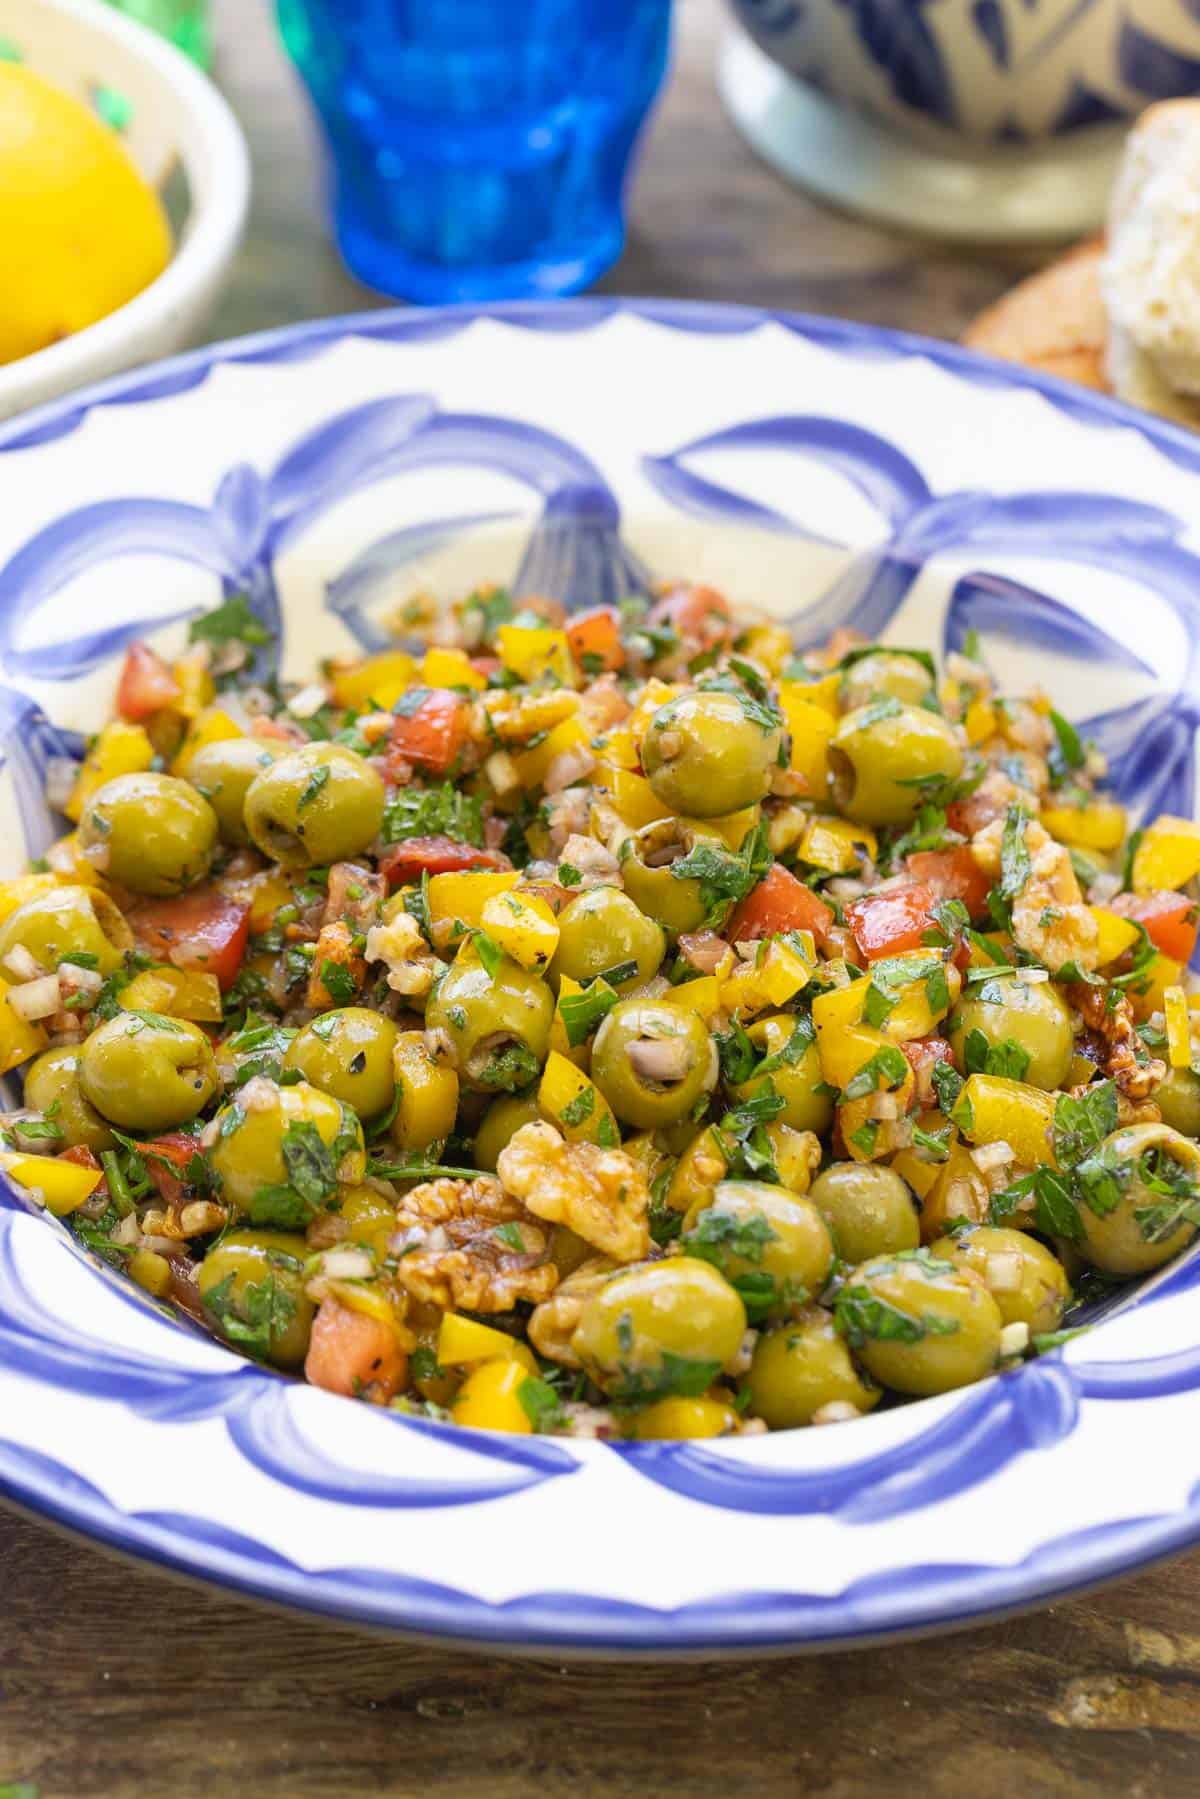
xmin=0 ymin=64 xmax=172 ymax=365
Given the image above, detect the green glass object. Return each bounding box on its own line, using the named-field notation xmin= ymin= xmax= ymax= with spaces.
xmin=103 ymin=0 xmax=211 ymax=68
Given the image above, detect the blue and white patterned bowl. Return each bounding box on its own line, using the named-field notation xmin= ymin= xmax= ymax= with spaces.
xmin=2 ymin=299 xmax=1200 ymax=1656
xmin=730 ymin=0 xmax=1200 ymax=146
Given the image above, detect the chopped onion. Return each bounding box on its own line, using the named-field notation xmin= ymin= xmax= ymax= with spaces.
xmin=44 ymin=755 xmax=80 ymax=812
xmin=485 ymin=750 xmax=520 ymax=797
xmin=317 ymin=1248 xmax=374 ymax=1282
xmin=111 ymin=1213 xmax=142 ymax=1248
xmin=999 ymin=1321 xmax=1030 ymax=1357
xmin=543 ymin=746 xmax=595 ymax=794
xmin=812 ymin=1402 xmax=861 ymax=1426
xmin=1 ymin=945 xmax=41 ymax=982
xmin=287 ymin=683 xmax=330 ymax=719
xmin=985 ymin=1251 xmax=1024 ymax=1293
xmin=970 ymin=1139 xmax=1015 ymax=1173
xmin=6 ymin=974 xmax=62 ymax=1021
xmin=1015 ymin=967 xmax=1050 ymax=985
xmin=867 ymin=1090 xmax=902 ymax=1121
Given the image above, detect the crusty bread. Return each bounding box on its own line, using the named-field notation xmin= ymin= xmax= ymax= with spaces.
xmin=962 ymin=238 xmax=1108 ymax=390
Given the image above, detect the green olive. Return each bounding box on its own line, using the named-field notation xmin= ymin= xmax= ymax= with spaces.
xmin=338 ymin=1183 xmax=398 ymax=1257
xmin=283 ymin=1007 xmax=398 ymax=1119
xmin=947 ymin=974 xmax=1073 ymax=1092
xmin=549 ymin=886 xmax=665 ymax=993
xmin=187 ymin=738 xmax=280 ymax=847
xmin=929 ymin=1225 xmax=1069 ymax=1335
xmin=618 ymin=818 xmax=725 ymax=936
xmin=22 ymin=1046 xmax=115 ymax=1153
xmin=243 ymin=742 xmax=385 ymax=869
xmin=838 ymin=651 xmax=935 ymax=713
xmin=208 ymin=1078 xmax=365 ymax=1218
xmin=79 ymin=772 xmax=218 ymax=895
xmin=1154 ymin=1067 xmax=1200 ymax=1138
xmin=78 ymin=1011 xmax=218 ymax=1131
xmin=835 ymin=1248 xmax=1004 ymax=1396
xmin=830 ymin=703 xmax=964 ymax=828
xmin=748 ymin=1309 xmax=880 ymax=1428
xmin=197 ymin=1229 xmax=314 ymax=1368
xmin=572 ymin=1258 xmax=747 ymax=1399
xmin=809 ymin=1161 xmax=920 ymax=1264
xmin=682 ymin=1179 xmax=834 ymax=1318
xmin=1075 ymin=1122 xmax=1200 ymax=1274
xmin=728 ymin=1014 xmax=832 ymax=1135
xmin=0 ymin=883 xmax=131 ymax=978
xmin=425 ymin=947 xmax=553 ymax=1093
xmin=642 ymin=689 xmax=783 ymax=818
xmin=590 ymin=997 xmax=715 ymax=1129
xmin=473 ymin=1090 xmax=541 ymax=1171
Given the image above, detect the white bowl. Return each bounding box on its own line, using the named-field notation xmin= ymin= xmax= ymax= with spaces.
xmin=0 ymin=0 xmax=249 ymax=421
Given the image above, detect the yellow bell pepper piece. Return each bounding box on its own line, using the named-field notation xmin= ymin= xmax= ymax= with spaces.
xmin=632 ymin=1395 xmax=738 ymax=1440
xmin=920 ymin=1141 xmax=987 ymax=1242
xmin=721 ymin=937 xmax=812 ymax=1016
xmin=119 ymin=966 xmax=223 ymax=1024
xmin=698 ymin=805 xmax=763 ymax=853
xmin=538 ymin=1051 xmax=618 ymax=1147
xmin=766 ymin=1122 xmax=819 ymax=1194
xmin=666 ymin=1124 xmax=729 ymax=1215
xmin=1131 ymin=952 xmax=1185 ymax=1022
xmin=812 ymin=976 xmax=868 ymax=1039
xmin=892 ymin=1141 xmax=950 ymax=1203
xmin=437 ymin=1313 xmax=538 ymax=1376
xmin=244 ymin=869 xmax=296 ymax=936
xmin=816 ymin=1020 xmax=894 ymax=1093
xmin=1132 ymin=815 xmax=1200 ymax=894
xmin=1067 ymin=1052 xmax=1098 ymax=1087
xmin=669 ymin=973 xmax=726 ymax=1021
xmin=0 ymin=873 xmax=62 ymax=927
xmin=428 ymin=870 xmax=519 ymax=933
xmin=65 ymin=720 xmax=154 ymax=823
xmin=1165 ymin=985 xmax=1192 ymax=1069
xmin=171 ymin=652 xmax=215 ymax=719
xmin=738 ymin=625 xmax=792 ymax=676
xmin=596 ymin=726 xmax=639 ymax=771
xmin=626 ymin=679 xmax=682 ymax=748
xmin=392 ymin=1031 xmax=460 ymax=1151
xmin=1088 ymin=906 xmax=1142 ymax=968
xmin=550 ymin=973 xmax=589 ymax=1068
xmin=963 ymin=696 xmax=997 ymax=746
xmin=421 ymin=646 xmax=487 ymax=691
xmin=496 ymin=623 xmax=575 ymax=686
xmin=510 ymin=714 xmax=589 ymax=790
xmin=128 ymin=1247 xmax=173 ymax=1297
xmin=170 ymin=706 xmax=243 ymax=777
xmin=481 ymin=889 xmax=559 ymax=971
xmin=1 ymin=1149 xmax=101 ymax=1216
xmin=452 ymin=1357 xmax=535 ymax=1433
xmin=0 ymin=977 xmax=47 ymax=1074
xmin=779 ymin=686 xmax=836 ymax=800
xmin=1041 ymin=802 xmax=1127 ymax=853
xmin=596 ymin=765 xmax=666 ymax=831
xmin=799 ymin=815 xmax=878 ymax=875
xmin=954 ymin=1073 xmax=1057 ymax=1168
xmin=783 ymin=671 xmax=840 ymax=715
xmin=330 ymin=650 xmax=419 ymax=712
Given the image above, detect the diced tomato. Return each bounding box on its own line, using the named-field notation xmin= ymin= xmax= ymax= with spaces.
xmin=906 ymin=847 xmax=990 ymax=921
xmin=305 ymin=1299 xmax=408 ymax=1401
xmin=566 ymin=606 xmax=625 ymax=674
xmin=60 ymin=1145 xmax=102 ymax=1172
xmin=846 ymin=883 xmax=937 ymax=961
xmin=1112 ymin=890 xmax=1199 ymax=964
xmin=469 ymin=656 xmax=501 ymax=681
xmin=129 ymin=888 xmax=250 ymax=990
xmin=385 ymin=689 xmax=469 ymax=779
xmin=901 ymin=1037 xmax=955 ymax=1108
xmin=379 ymin=836 xmax=512 ymax=888
xmin=139 ymin=1132 xmax=200 ymax=1205
xmin=726 ymin=864 xmax=834 ymax=946
xmin=647 ymin=583 xmax=733 ymax=649
xmin=250 ymin=716 xmax=307 ymax=745
xmin=116 ymin=642 xmax=181 ymax=721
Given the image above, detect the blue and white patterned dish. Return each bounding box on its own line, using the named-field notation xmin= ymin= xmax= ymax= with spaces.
xmin=3 ymin=299 xmax=1200 ymax=1656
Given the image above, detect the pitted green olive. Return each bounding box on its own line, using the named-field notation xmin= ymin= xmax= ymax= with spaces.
xmin=187 ymin=737 xmax=280 ymax=847
xmin=208 ymin=1078 xmax=365 ymax=1218
xmin=618 ymin=818 xmax=726 ymax=936
xmin=590 ymin=997 xmax=715 ymax=1129
xmin=425 ymin=947 xmax=553 ymax=1093
xmin=549 ymin=887 xmax=665 ymax=993
xmin=728 ymin=1014 xmax=832 ymax=1135
xmin=0 ymin=883 xmax=131 ymax=977
xmin=830 ymin=703 xmax=964 ymax=828
xmin=642 ymin=689 xmax=783 ymax=818
xmin=681 ymin=1179 xmax=833 ymax=1319
xmin=1075 ymin=1122 xmax=1200 ymax=1274
xmin=572 ymin=1258 xmax=747 ymax=1400
xmin=79 ymin=772 xmax=218 ymax=895
xmin=834 ymin=1248 xmax=1004 ymax=1396
xmin=809 ymin=1161 xmax=920 ymax=1264
xmin=283 ymin=1007 xmax=398 ymax=1119
xmin=197 ymin=1229 xmax=314 ymax=1368
xmin=78 ymin=1010 xmax=218 ymax=1131
xmin=748 ymin=1309 xmax=880 ymax=1427
xmin=473 ymin=1090 xmax=541 ymax=1171
xmin=243 ymin=742 xmax=385 ymax=869
xmin=1154 ymin=1067 xmax=1200 ymax=1139
xmin=947 ymin=973 xmax=1074 ymax=1092
xmin=929 ymin=1226 xmax=1070 ymax=1336
xmin=23 ymin=1045 xmax=115 ymax=1153
xmin=838 ymin=651 xmax=935 ymax=713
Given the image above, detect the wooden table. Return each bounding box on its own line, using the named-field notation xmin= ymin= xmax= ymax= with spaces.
xmin=3 ymin=3 xmax=1198 ymax=1794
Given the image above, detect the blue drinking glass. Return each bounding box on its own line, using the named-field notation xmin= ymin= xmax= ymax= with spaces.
xmin=277 ymin=0 xmax=673 ymax=304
